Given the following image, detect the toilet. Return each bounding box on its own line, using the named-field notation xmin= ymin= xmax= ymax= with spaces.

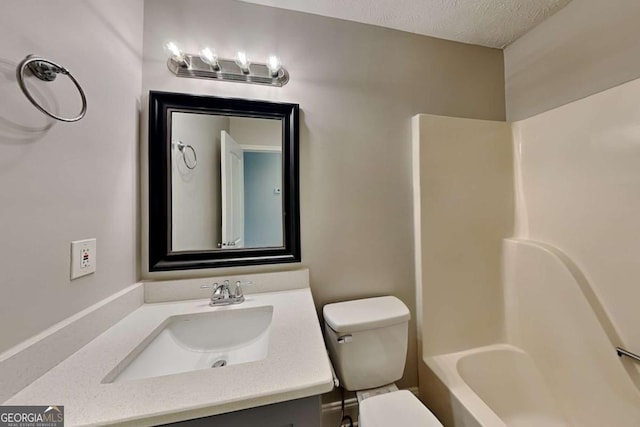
xmin=323 ymin=296 xmax=443 ymax=427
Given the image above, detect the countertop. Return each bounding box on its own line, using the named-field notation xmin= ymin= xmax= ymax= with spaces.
xmin=5 ymin=288 xmax=334 ymax=426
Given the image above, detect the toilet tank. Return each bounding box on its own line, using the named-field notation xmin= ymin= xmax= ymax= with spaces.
xmin=323 ymin=296 xmax=410 ymax=391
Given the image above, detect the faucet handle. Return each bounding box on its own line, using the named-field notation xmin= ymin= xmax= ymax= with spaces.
xmin=214 ymin=280 xmax=231 ymax=298
xmin=232 ymin=280 xmax=252 ymax=300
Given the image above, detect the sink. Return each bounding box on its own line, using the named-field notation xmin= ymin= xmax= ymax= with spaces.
xmin=108 ymin=305 xmax=273 ymax=383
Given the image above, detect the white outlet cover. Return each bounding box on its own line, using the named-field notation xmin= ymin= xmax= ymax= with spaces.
xmin=71 ymin=238 xmax=97 ymax=280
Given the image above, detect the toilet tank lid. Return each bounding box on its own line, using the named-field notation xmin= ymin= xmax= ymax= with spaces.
xmin=323 ymin=296 xmax=410 ymax=333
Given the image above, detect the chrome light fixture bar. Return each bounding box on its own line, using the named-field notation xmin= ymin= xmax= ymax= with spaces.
xmin=167 ymin=51 xmax=289 ymax=87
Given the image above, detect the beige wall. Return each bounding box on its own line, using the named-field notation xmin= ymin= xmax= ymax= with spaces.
xmin=142 ymin=0 xmax=506 ymax=388
xmin=229 ymin=117 xmax=282 ymax=149
xmin=412 ymin=115 xmax=513 ymax=357
xmin=505 ymin=0 xmax=640 ymax=121
xmin=0 ymin=1 xmax=143 ymax=353
xmin=512 ymin=76 xmax=640 ymax=364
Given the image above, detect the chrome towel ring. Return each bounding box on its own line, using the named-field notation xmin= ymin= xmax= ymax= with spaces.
xmin=175 ymin=140 xmax=197 ymax=170
xmin=16 ymin=55 xmax=87 ymax=123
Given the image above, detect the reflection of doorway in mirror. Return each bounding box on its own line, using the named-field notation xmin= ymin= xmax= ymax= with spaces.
xmin=243 ymin=150 xmax=283 ymax=247
xmin=228 ymin=117 xmax=284 ymax=248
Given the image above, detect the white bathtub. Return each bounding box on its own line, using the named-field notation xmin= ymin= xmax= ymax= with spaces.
xmin=425 ymin=344 xmax=570 ymax=427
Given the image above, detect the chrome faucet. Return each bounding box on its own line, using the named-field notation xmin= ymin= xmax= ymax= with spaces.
xmin=201 ymin=280 xmax=249 ymax=306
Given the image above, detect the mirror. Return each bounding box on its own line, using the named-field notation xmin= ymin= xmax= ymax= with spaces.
xmin=148 ymin=91 xmax=300 ymax=271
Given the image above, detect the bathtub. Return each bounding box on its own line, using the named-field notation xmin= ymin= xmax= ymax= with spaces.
xmin=418 ymin=239 xmax=640 ymax=426
xmin=424 ymin=344 xmax=570 ymax=427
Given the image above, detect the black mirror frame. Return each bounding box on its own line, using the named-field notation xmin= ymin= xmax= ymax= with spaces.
xmin=148 ymin=91 xmax=300 ymax=271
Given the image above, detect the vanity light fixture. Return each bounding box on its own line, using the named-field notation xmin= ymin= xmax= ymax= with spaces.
xmin=165 ymin=43 xmax=289 ymax=87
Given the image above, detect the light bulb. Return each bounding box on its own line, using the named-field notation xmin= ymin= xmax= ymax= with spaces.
xmin=164 ymin=41 xmax=185 ymax=63
xmin=267 ymin=55 xmax=282 ymax=77
xmin=235 ymin=51 xmax=251 ymax=74
xmin=199 ymin=47 xmax=219 ymax=70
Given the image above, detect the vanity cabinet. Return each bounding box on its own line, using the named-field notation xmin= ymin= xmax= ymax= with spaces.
xmin=164 ymin=396 xmax=321 ymax=427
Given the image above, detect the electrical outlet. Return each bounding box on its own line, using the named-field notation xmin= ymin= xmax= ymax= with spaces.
xmin=71 ymin=238 xmax=96 ymax=280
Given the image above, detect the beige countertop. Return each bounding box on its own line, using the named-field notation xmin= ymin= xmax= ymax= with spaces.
xmin=6 ymin=288 xmax=334 ymax=426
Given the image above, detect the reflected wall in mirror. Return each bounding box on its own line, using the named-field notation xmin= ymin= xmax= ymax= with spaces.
xmin=149 ymin=91 xmax=300 ymax=271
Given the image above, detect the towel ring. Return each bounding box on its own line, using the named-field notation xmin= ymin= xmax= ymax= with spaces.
xmin=16 ymin=55 xmax=87 ymax=123
xmin=175 ymin=140 xmax=197 ymax=170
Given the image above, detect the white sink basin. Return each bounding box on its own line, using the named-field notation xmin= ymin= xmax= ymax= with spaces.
xmin=108 ymin=305 xmax=273 ymax=383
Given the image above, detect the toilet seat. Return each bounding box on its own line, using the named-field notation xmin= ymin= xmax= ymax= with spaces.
xmin=359 ymin=390 xmax=443 ymax=427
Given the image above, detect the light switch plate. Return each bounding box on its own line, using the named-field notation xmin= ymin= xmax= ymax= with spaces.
xmin=71 ymin=238 xmax=96 ymax=280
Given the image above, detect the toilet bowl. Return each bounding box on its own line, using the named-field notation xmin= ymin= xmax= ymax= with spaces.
xmin=323 ymin=296 xmax=442 ymax=427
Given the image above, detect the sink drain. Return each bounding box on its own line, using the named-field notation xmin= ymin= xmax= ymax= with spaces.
xmin=211 ymin=359 xmax=227 ymax=368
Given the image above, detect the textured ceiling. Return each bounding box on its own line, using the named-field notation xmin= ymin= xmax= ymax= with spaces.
xmin=236 ymin=0 xmax=572 ymax=48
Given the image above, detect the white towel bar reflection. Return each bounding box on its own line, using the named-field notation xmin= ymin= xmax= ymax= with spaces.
xmin=174 ymin=140 xmax=197 ymax=170
xmin=16 ymin=55 xmax=87 ymax=122
xmin=616 ymin=347 xmax=640 ymax=363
